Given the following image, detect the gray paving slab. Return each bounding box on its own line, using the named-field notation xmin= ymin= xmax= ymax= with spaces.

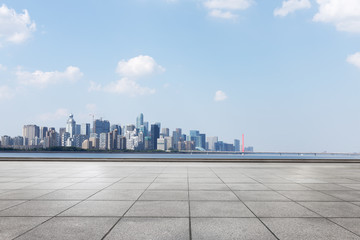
xmin=191 ymin=218 xmax=277 ymax=240
xmin=0 ymin=200 xmax=25 ymax=211
xmin=323 ymin=190 xmax=360 ymax=201
xmin=227 ymin=183 xmax=270 ymax=191
xmin=139 ymin=190 xmax=188 ymax=200
xmin=190 ymin=201 xmax=255 ymax=217
xmin=148 ymin=183 xmax=188 ymax=190
xmin=245 ymin=202 xmax=320 ymax=217
xmin=235 ymin=191 xmax=290 ymax=201
xmin=59 ymin=200 xmax=134 ymax=217
xmin=303 ymin=183 xmax=352 ymax=191
xmin=330 ymin=218 xmax=360 ymax=236
xmin=37 ymin=189 xmax=98 ymax=200
xmin=300 ymin=202 xmax=360 ymax=217
xmin=125 ymin=200 xmax=189 ymax=217
xmin=64 ymin=182 xmax=112 ymax=189
xmin=16 ymin=217 xmax=118 ymax=240
xmin=0 ymin=200 xmax=78 ymax=216
xmin=88 ymin=189 xmax=143 ymax=200
xmin=0 ymin=189 xmax=54 ymax=200
xmin=265 ymin=184 xmax=311 ymax=191
xmin=340 ymin=184 xmax=360 ymax=190
xmin=189 ymin=191 xmax=239 ymax=201
xmin=0 ymin=217 xmax=50 ymax=239
xmin=278 ymin=190 xmax=340 ymax=201
xmin=262 ymin=218 xmax=360 ymax=240
xmin=108 ymin=183 xmax=151 ymax=189
xmin=104 ymin=217 xmax=189 ymax=240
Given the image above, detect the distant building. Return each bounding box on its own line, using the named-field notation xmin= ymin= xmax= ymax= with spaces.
xmin=136 ymin=113 xmax=144 ymax=129
xmin=23 ymin=125 xmax=40 ymax=145
xmin=161 ymin=128 xmax=169 ymax=137
xmin=82 ymin=139 xmax=90 ymax=150
xmin=150 ymin=124 xmax=160 ymax=150
xmin=93 ymin=119 xmax=110 ymax=135
xmin=245 ymin=146 xmax=254 ymax=152
xmin=206 ymin=136 xmax=218 ymax=151
xmin=40 ymin=127 xmax=48 ymax=140
xmin=75 ymin=124 xmax=81 ymax=135
xmin=157 ymin=137 xmax=166 ymax=151
xmin=81 ymin=123 xmax=91 ymax=138
xmin=1 ymin=135 xmax=13 ymax=147
xmin=89 ymin=137 xmax=99 ymax=149
xmin=99 ymin=133 xmax=108 ymax=150
xmin=66 ymin=114 xmax=76 ymax=137
xmin=234 ymin=139 xmax=240 ymax=152
xmin=117 ymin=135 xmax=126 ymax=150
xmin=165 ymin=136 xmax=173 ymax=150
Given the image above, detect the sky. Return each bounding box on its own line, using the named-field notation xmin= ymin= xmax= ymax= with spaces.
xmin=0 ymin=0 xmax=360 ymax=153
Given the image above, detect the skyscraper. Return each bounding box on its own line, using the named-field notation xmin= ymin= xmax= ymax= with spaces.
xmin=66 ymin=114 xmax=76 ymax=137
xmin=234 ymin=139 xmax=240 ymax=152
xmin=81 ymin=123 xmax=90 ymax=138
xmin=206 ymin=136 xmax=218 ymax=151
xmin=93 ymin=119 xmax=110 ymax=135
xmin=150 ymin=124 xmax=160 ymax=150
xmin=136 ymin=113 xmax=144 ymax=129
xmin=23 ymin=125 xmax=40 ymax=145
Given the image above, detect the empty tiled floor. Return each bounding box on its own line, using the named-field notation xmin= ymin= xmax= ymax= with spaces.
xmin=0 ymin=161 xmax=360 ymax=240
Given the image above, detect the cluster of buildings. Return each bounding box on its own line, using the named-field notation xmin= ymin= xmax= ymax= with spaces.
xmin=0 ymin=113 xmax=253 ymax=152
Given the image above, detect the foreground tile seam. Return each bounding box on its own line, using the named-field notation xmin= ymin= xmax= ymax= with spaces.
xmin=209 ymin=167 xmax=280 ymax=240
xmin=100 ymin=165 xmax=167 ymax=240
xmin=187 ymin=167 xmax=192 ymax=240
xmin=11 ymin=167 xmax=143 ymax=240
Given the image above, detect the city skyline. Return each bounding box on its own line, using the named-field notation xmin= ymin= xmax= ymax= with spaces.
xmin=0 ymin=1 xmax=360 ymax=152
xmin=1 ymin=112 xmax=248 ymax=152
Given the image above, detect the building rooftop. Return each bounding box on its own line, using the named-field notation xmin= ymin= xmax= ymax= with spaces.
xmin=0 ymin=161 xmax=359 ymax=239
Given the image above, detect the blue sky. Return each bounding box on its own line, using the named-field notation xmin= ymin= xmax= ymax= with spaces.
xmin=0 ymin=0 xmax=360 ymax=152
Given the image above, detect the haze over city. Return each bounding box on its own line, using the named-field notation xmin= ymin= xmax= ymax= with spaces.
xmin=1 ymin=0 xmax=360 ymax=152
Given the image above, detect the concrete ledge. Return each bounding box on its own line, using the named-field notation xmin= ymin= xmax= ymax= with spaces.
xmin=1 ymin=157 xmax=360 ymax=163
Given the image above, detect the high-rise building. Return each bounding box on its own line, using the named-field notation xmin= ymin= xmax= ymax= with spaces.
xmin=61 ymin=132 xmax=70 ymax=147
xmin=23 ymin=125 xmax=40 ymax=144
xmin=165 ymin=136 xmax=173 ymax=150
xmin=89 ymin=137 xmax=99 ymax=149
xmin=40 ymin=127 xmax=48 ymax=140
xmin=13 ymin=136 xmax=24 ymax=146
xmin=110 ymin=124 xmax=121 ymax=135
xmin=150 ymin=124 xmax=160 ymax=150
xmin=99 ymin=133 xmax=108 ymax=150
xmin=93 ymin=119 xmax=110 ymax=135
xmin=136 ymin=113 xmax=144 ymax=129
xmin=116 ymin=135 xmax=126 ymax=150
xmin=206 ymin=136 xmax=218 ymax=151
xmin=172 ymin=128 xmax=182 ymax=150
xmin=157 ymin=137 xmax=166 ymax=151
xmin=66 ymin=114 xmax=76 ymax=137
xmin=161 ymin=128 xmax=169 ymax=137
xmin=234 ymin=139 xmax=240 ymax=152
xmin=1 ymin=135 xmax=13 ymax=147
xmin=81 ymin=123 xmax=91 ymax=138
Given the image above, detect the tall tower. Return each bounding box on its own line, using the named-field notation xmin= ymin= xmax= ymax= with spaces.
xmin=66 ymin=114 xmax=76 ymax=137
xmin=242 ymin=134 xmax=245 ymax=152
xmin=136 ymin=113 xmax=144 ymax=129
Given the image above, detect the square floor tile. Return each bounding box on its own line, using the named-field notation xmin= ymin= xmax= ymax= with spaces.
xmin=16 ymin=217 xmax=118 ymax=240
xmin=265 ymin=184 xmax=310 ymax=191
xmin=189 ymin=184 xmax=229 ymax=191
xmin=227 ymin=184 xmax=270 ymax=191
xmin=148 ymin=183 xmax=188 ymax=190
xmin=190 ymin=191 xmax=239 ymax=201
xmin=246 ymin=202 xmax=319 ymax=217
xmin=262 ymin=218 xmax=360 ymax=240
xmin=108 ymin=183 xmax=151 ymax=190
xmin=37 ymin=189 xmax=98 ymax=200
xmin=323 ymin=191 xmax=360 ymax=201
xmin=89 ymin=189 xmax=143 ymax=200
xmin=330 ymin=218 xmax=360 ymax=236
xmin=299 ymin=202 xmax=360 ymax=217
xmin=0 ymin=200 xmax=25 ymax=211
xmin=104 ymin=217 xmax=189 ymax=240
xmin=0 ymin=189 xmax=54 ymax=200
xmin=60 ymin=201 xmax=134 ymax=217
xmin=0 ymin=217 xmax=49 ymax=239
xmin=190 ymin=201 xmax=255 ymax=217
xmin=191 ymin=218 xmax=277 ymax=240
xmin=235 ymin=191 xmax=289 ymax=201
xmin=0 ymin=200 xmax=78 ymax=216
xmin=279 ymin=191 xmax=340 ymax=201
xmin=125 ymin=201 xmax=189 ymax=217
xmin=139 ymin=190 xmax=188 ymax=200
xmin=303 ymin=184 xmax=352 ymax=191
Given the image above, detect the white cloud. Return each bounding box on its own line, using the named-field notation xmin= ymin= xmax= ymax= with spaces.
xmin=313 ymin=0 xmax=360 ymax=33
xmin=347 ymin=52 xmax=360 ymax=68
xmin=0 ymin=85 xmax=14 ymax=100
xmin=38 ymin=108 xmax=69 ymax=121
xmin=203 ymin=0 xmax=253 ymax=19
xmin=91 ymin=78 xmax=155 ymax=97
xmin=116 ymin=55 xmax=165 ymax=77
xmin=209 ymin=9 xmax=237 ymax=19
xmin=17 ymin=66 xmax=83 ymax=88
xmin=0 ymin=4 xmax=36 ymax=45
xmin=274 ymin=0 xmax=311 ymax=17
xmin=0 ymin=64 xmax=6 ymax=71
xmin=214 ymin=90 xmax=228 ymax=101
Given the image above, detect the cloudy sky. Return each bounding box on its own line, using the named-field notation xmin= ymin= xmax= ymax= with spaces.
xmin=0 ymin=0 xmax=360 ymax=152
